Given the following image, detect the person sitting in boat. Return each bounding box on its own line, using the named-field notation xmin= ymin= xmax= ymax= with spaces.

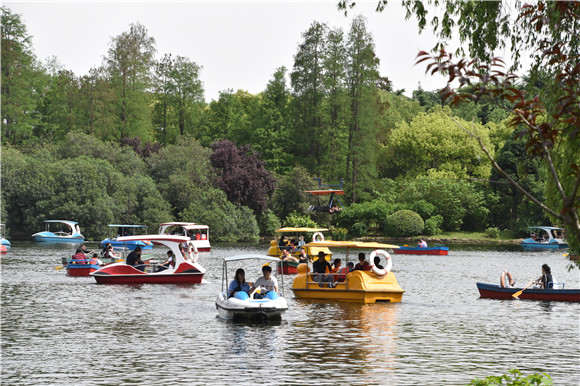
xmin=297 ymin=248 xmax=311 ymax=265
xmin=89 ymin=253 xmax=103 ymax=266
xmin=354 ymin=253 xmax=371 ymax=271
xmin=534 ymin=264 xmax=554 ymax=289
xmin=373 ymin=255 xmax=384 ymax=270
xmin=102 ymin=243 xmax=117 ymax=260
xmin=281 ymin=248 xmax=298 ymax=263
xmin=312 ymin=251 xmax=334 ymax=285
xmin=200 ymin=233 xmax=207 ymax=240
xmin=331 ymin=259 xmax=349 ymax=282
xmin=530 ymin=231 xmax=537 ymax=241
xmin=228 ymin=268 xmax=251 ymax=298
xmin=195 ymin=232 xmax=201 ymax=240
xmin=156 ymin=250 xmax=175 ymax=272
xmin=126 ymin=246 xmax=145 ymax=271
xmin=418 ymin=239 xmax=428 ymax=248
xmin=187 ymin=230 xmax=195 ymax=240
xmin=71 ymin=248 xmax=88 ymax=263
xmin=80 ymin=244 xmax=93 ymax=257
xmin=278 ymin=236 xmax=290 ymax=252
xmin=347 ymin=262 xmax=355 ymax=272
xmin=249 ymin=265 xmax=279 ymax=299
xmin=297 ymin=235 xmax=306 ymax=248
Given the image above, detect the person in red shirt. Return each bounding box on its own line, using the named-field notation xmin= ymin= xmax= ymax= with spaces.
xmin=354 ymin=253 xmax=371 ymax=271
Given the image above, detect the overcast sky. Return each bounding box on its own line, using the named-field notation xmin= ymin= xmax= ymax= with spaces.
xmin=5 ymin=1 xmax=470 ymax=102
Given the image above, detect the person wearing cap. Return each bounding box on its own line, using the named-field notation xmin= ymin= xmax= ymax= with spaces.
xmin=126 ymin=246 xmax=145 ymax=271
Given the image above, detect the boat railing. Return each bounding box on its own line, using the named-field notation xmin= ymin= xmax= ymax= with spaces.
xmin=306 ymin=272 xmax=349 ymax=288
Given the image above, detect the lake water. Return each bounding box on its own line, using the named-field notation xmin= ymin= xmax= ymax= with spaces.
xmin=2 ymin=242 xmax=579 ymax=385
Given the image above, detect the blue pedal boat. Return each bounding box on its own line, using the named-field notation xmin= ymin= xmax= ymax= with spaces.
xmin=32 ymin=220 xmax=84 ymax=244
xmin=521 ymin=226 xmax=568 ymax=250
xmin=100 ymin=224 xmax=153 ymax=251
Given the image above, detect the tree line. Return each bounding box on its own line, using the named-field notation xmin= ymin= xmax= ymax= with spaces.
xmin=0 ymin=6 xmax=559 ymax=244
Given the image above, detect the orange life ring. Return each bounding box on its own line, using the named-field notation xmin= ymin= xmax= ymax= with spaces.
xmin=500 ymin=270 xmax=515 ymax=288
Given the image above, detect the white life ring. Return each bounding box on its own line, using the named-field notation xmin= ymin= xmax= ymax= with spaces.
xmin=187 ymin=241 xmax=199 ymax=262
xmin=500 ymin=270 xmax=514 ymax=288
xmin=312 ymin=232 xmax=325 ymax=242
xmin=369 ymin=249 xmax=392 ymax=276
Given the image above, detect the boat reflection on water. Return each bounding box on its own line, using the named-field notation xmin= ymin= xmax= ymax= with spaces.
xmin=289 ymin=299 xmax=400 ymax=380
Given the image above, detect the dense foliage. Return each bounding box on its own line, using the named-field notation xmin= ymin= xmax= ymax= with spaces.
xmin=1 ymin=5 xmax=567 ymax=247
xmin=384 ymin=210 xmax=424 ymax=237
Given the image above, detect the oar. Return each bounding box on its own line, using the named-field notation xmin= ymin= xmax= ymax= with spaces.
xmin=55 ymin=265 xmax=65 ymax=270
xmin=512 ymin=279 xmax=535 ymax=299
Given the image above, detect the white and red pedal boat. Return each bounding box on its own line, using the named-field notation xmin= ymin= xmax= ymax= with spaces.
xmin=90 ymin=235 xmax=206 ymax=284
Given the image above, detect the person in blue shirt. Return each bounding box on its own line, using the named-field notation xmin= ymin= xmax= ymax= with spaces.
xmin=228 ymin=268 xmax=251 ymax=298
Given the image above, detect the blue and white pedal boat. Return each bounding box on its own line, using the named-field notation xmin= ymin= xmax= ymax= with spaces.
xmin=32 ymin=220 xmax=84 ymax=244
xmin=216 ymin=255 xmax=288 ymax=323
xmin=100 ymin=224 xmax=153 ymax=251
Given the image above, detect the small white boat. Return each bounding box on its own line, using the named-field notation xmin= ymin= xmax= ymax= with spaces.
xmin=215 ymin=255 xmax=288 ymax=323
xmin=159 ymin=222 xmax=211 ymax=252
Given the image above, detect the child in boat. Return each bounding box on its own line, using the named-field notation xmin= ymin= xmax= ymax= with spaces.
xmin=281 ymin=248 xmax=298 ymax=262
xmin=156 ymin=250 xmax=175 ymax=272
xmin=250 ymin=265 xmax=279 ymax=298
xmin=297 ymin=248 xmax=311 ymax=265
xmin=228 ymin=268 xmax=250 ymax=298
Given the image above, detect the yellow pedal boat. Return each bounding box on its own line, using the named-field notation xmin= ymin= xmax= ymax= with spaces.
xmin=291 ymin=241 xmax=405 ymax=303
xmin=267 ymin=227 xmax=332 ymax=259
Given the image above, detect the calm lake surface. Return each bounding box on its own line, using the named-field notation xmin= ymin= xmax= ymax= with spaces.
xmin=2 ymin=242 xmax=579 ymax=385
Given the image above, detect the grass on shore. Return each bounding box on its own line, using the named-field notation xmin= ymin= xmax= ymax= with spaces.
xmin=424 ymin=230 xmax=516 ymax=241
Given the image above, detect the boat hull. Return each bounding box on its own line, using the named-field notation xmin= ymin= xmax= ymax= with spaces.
xmin=521 ymin=240 xmax=568 ymax=250
xmin=277 ymin=260 xmax=299 ymax=274
xmin=32 ymin=232 xmax=84 ymax=244
xmin=476 ymin=282 xmax=580 ymax=302
xmin=0 ymin=238 xmax=11 ymax=249
xmin=292 ymin=266 xmax=405 ymax=303
xmin=215 ymin=293 xmax=288 ymax=321
xmin=90 ymin=262 xmax=204 ymax=284
xmin=66 ymin=264 xmax=99 ymax=277
xmin=393 ymin=246 xmax=449 ymax=255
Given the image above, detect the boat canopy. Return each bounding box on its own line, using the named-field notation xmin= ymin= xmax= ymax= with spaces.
xmin=159 ymin=222 xmax=196 ymax=227
xmin=528 ymin=226 xmax=564 ymax=231
xmin=305 ymin=240 xmax=400 ymax=249
xmin=224 ymin=255 xmax=281 ymax=263
xmin=118 ymin=235 xmax=189 ymax=243
xmin=183 ymin=224 xmax=209 ymax=230
xmin=108 ymin=224 xmax=148 ymax=228
xmin=44 ymin=220 xmax=78 ymax=224
xmin=275 ymin=227 xmax=329 ymax=233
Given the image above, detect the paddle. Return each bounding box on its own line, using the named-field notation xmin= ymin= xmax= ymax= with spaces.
xmin=55 ymin=265 xmax=65 ymax=270
xmin=512 ymin=279 xmax=535 ymax=299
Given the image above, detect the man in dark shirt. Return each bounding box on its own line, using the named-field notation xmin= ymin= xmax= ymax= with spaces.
xmin=354 ymin=253 xmax=371 ymax=271
xmin=126 ymin=246 xmax=145 ymax=272
xmin=312 ymin=251 xmax=334 ymax=286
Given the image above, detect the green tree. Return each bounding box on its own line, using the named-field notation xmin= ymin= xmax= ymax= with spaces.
xmin=153 ymin=54 xmax=204 ymax=143
xmin=1 ymin=6 xmax=42 ymax=144
xmin=251 ymin=67 xmax=293 ymax=174
xmin=320 ymin=27 xmax=349 ymax=182
xmin=291 ymin=21 xmax=328 ymax=172
xmin=382 ymin=106 xmax=494 ymax=179
xmin=345 ymin=15 xmax=380 ymax=202
xmin=104 ymin=22 xmax=156 ymax=141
